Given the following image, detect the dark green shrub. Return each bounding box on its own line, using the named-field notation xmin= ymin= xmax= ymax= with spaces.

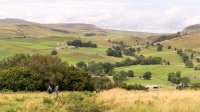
xmin=191 ymin=82 xmax=200 ymax=89
xmin=51 ymin=49 xmax=57 ymax=55
xmin=143 ymin=72 xmax=152 ymax=80
xmin=119 ymin=83 xmax=146 ymax=90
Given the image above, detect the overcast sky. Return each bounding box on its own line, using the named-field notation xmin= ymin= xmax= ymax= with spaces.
xmin=1 ymin=0 xmax=200 ymax=33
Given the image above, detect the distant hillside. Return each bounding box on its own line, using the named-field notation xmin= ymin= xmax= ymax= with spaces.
xmin=45 ymin=23 xmax=100 ymax=31
xmin=182 ymin=24 xmax=200 ymax=34
xmin=161 ymin=24 xmax=200 ymax=50
xmin=0 ymin=18 xmax=104 ymax=38
xmin=0 ymin=18 xmax=33 ymax=24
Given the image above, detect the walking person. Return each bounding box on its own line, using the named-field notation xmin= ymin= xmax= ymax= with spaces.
xmin=47 ymin=85 xmax=53 ymax=94
xmin=55 ymin=85 xmax=59 ymax=96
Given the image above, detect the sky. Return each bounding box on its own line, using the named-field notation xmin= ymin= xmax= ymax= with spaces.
xmin=1 ymin=0 xmax=200 ymax=33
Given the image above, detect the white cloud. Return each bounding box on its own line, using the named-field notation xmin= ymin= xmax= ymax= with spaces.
xmin=0 ymin=0 xmax=200 ymax=33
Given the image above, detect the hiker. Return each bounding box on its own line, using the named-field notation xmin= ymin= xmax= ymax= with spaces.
xmin=47 ymin=86 xmax=53 ymax=94
xmin=55 ymin=85 xmax=59 ymax=96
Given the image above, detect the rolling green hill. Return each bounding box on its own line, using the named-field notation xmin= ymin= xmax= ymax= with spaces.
xmin=1 ymin=18 xmax=200 ymax=86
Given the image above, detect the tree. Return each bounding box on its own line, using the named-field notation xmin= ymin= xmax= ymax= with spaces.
xmin=143 ymin=71 xmax=152 ymax=80
xmin=106 ymin=48 xmax=113 ymax=56
xmin=182 ymin=53 xmax=189 ymax=62
xmin=127 ymin=70 xmax=134 ymax=77
xmin=176 ymin=71 xmax=181 ymax=77
xmin=157 ymin=44 xmax=163 ymax=51
xmin=113 ymin=73 xmax=127 ymax=85
xmin=102 ymin=63 xmax=114 ymax=74
xmin=136 ymin=47 xmax=141 ymax=54
xmin=106 ymin=48 xmax=122 ymax=57
xmin=51 ymin=49 xmax=58 ymax=55
xmin=191 ymin=53 xmax=194 ymax=59
xmin=76 ymin=61 xmax=87 ymax=68
xmin=185 ymin=60 xmax=194 ymax=68
xmin=167 ymin=45 xmax=171 ymax=49
xmin=181 ymin=77 xmax=190 ymax=87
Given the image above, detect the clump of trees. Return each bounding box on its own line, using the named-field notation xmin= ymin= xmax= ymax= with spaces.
xmin=123 ymin=47 xmax=136 ymax=56
xmin=76 ymin=61 xmax=114 ymax=76
xmin=67 ymin=40 xmax=97 ymax=48
xmin=89 ymin=76 xmax=114 ymax=91
xmin=115 ymin=56 xmax=163 ymax=67
xmin=84 ymin=33 xmax=96 ymax=36
xmin=106 ymin=48 xmax=122 ymax=57
xmin=168 ymin=71 xmax=182 ymax=84
xmin=0 ymin=54 xmax=111 ymax=92
xmin=185 ymin=60 xmax=194 ymax=68
xmin=154 ymin=32 xmax=181 ymax=42
xmin=168 ymin=71 xmax=190 ymax=88
xmin=177 ymin=49 xmax=194 ymax=68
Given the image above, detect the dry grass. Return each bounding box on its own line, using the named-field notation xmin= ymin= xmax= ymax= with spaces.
xmin=1 ymin=89 xmax=200 ymax=112
xmin=98 ymin=88 xmax=200 ymax=112
xmin=162 ymin=32 xmax=200 ymax=51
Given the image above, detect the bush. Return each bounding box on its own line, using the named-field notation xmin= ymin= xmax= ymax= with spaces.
xmin=84 ymin=33 xmax=96 ymax=36
xmin=191 ymin=82 xmax=200 ymax=89
xmin=64 ymin=92 xmax=106 ymax=112
xmin=106 ymin=48 xmax=122 ymax=57
xmin=185 ymin=60 xmax=194 ymax=68
xmin=123 ymin=47 xmax=136 ymax=56
xmin=113 ymin=73 xmax=127 ymax=85
xmin=127 ymin=70 xmax=134 ymax=77
xmin=119 ymin=83 xmax=146 ymax=90
xmin=51 ymin=49 xmax=57 ymax=55
xmin=89 ymin=76 xmax=114 ymax=90
xmin=157 ymin=44 xmax=163 ymax=51
xmin=87 ymin=61 xmax=114 ymax=75
xmin=167 ymin=45 xmax=172 ymax=49
xmin=76 ymin=61 xmax=87 ymax=68
xmin=143 ymin=72 xmax=152 ymax=80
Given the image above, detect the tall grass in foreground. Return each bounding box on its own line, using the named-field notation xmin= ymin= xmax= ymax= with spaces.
xmin=0 ymin=92 xmax=107 ymax=112
xmin=98 ymin=88 xmax=200 ymax=112
xmin=1 ymin=89 xmax=200 ymax=112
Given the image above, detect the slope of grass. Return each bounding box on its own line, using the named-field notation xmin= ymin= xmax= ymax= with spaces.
xmin=115 ymin=65 xmax=200 ymax=85
xmin=140 ymin=47 xmax=183 ymax=65
xmin=162 ymin=32 xmax=200 ymax=51
xmin=115 ymin=65 xmax=200 ymax=79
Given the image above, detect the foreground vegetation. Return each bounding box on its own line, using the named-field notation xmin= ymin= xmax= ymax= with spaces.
xmin=1 ymin=88 xmax=200 ymax=112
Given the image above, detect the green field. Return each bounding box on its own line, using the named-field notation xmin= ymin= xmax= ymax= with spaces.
xmin=115 ymin=65 xmax=200 ymax=85
xmin=1 ymin=21 xmax=200 ymax=86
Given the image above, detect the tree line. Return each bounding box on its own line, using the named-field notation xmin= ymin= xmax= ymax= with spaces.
xmin=67 ymin=40 xmax=97 ymax=48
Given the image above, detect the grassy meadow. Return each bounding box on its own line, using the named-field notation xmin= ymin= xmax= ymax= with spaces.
xmin=1 ymin=88 xmax=200 ymax=112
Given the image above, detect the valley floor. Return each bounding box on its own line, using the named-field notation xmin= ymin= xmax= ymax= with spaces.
xmin=1 ymin=88 xmax=200 ymax=112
